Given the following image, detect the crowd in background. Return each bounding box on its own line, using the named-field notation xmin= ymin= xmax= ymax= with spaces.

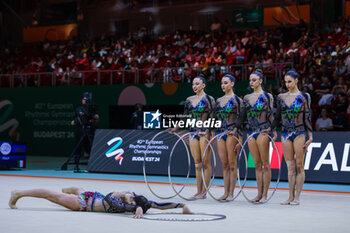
xmin=1 ymin=16 xmax=350 ymax=130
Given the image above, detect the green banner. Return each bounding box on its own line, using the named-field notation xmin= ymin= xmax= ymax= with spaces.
xmin=233 ymin=8 xmax=263 ymax=27
xmin=0 ymin=81 xmax=266 ymax=156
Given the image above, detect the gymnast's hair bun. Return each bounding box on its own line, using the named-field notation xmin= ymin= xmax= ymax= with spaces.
xmin=195 ymin=73 xmax=207 ymax=84
xmin=223 ymin=73 xmax=236 ymax=82
xmin=285 ymin=68 xmax=299 ymax=79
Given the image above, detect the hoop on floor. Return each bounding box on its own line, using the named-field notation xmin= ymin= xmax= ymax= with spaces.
xmin=168 ymin=132 xmax=195 ymax=201
xmin=141 ymin=212 xmax=226 ymax=221
xmin=237 ymin=131 xmax=281 ymax=204
xmin=202 ymin=132 xmax=248 ymax=202
xmin=143 ymin=130 xmax=191 ymax=200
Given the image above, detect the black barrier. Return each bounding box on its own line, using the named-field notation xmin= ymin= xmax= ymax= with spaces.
xmin=301 ymin=131 xmax=350 ymax=183
xmin=243 ymin=132 xmax=350 ymax=184
xmin=88 ymin=130 xmax=350 ymax=184
xmin=88 ymin=129 xmax=208 ymax=176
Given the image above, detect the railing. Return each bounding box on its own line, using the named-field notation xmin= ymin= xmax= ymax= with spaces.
xmin=0 ymin=62 xmax=293 ymax=88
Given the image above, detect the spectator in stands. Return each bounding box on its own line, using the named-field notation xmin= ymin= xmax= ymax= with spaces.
xmin=316 ymin=76 xmax=333 ymax=106
xmin=316 ymin=108 xmax=333 ymax=131
xmin=332 ymin=93 xmax=349 ymax=130
xmin=345 ymin=53 xmax=350 ymax=74
xmin=163 ymin=61 xmax=172 ymax=83
xmin=170 ymin=68 xmax=182 ymax=82
xmin=241 ymin=31 xmax=250 ymax=47
xmin=332 ymin=76 xmax=348 ymax=95
xmin=183 ymin=62 xmax=193 ymax=83
xmin=303 ymin=76 xmax=314 ymax=93
xmin=236 ymin=42 xmax=245 ymax=60
xmin=335 ymin=59 xmax=346 ymax=76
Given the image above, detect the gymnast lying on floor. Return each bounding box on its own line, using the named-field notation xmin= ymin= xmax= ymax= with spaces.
xmin=9 ymin=186 xmax=193 ymax=218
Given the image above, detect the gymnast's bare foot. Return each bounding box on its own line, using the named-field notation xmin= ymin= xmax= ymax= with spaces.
xmin=62 ymin=187 xmax=75 ymax=194
xmin=62 ymin=188 xmax=71 ymax=194
xmin=281 ymin=198 xmax=294 ymax=205
xmin=225 ymin=194 xmax=234 ymax=201
xmin=62 ymin=187 xmax=84 ymax=195
xmin=193 ymin=191 xmax=201 ymax=197
xmin=219 ymin=193 xmax=228 ymax=201
xmin=251 ymin=195 xmax=262 ymax=202
xmin=290 ymin=198 xmax=300 ymax=205
xmin=193 ymin=192 xmax=207 ymax=199
xmin=259 ymin=196 xmax=267 ymax=203
xmin=182 ymin=205 xmax=194 ymax=214
xmin=9 ymin=191 xmax=20 ymax=209
xmin=193 ymin=191 xmax=206 ymax=198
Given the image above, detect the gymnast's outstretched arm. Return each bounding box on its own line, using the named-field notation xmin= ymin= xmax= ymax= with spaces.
xmin=149 ymin=201 xmax=193 ymax=214
xmin=149 ymin=201 xmax=184 ymax=209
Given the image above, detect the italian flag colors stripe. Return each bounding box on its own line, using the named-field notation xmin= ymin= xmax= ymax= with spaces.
xmin=247 ymin=142 xmax=283 ymax=169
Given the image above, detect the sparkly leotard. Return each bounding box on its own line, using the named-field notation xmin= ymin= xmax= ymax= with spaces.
xmin=215 ymin=95 xmax=242 ymax=141
xmin=184 ymin=94 xmax=215 ymax=140
xmin=237 ymin=92 xmax=274 ymax=139
xmin=79 ymin=191 xmax=186 ymax=213
xmin=78 ymin=192 xmax=105 ymax=211
xmin=271 ymin=92 xmax=312 ymax=142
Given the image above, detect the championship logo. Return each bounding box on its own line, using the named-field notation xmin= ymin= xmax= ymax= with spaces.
xmin=105 ymin=137 xmax=125 ymax=165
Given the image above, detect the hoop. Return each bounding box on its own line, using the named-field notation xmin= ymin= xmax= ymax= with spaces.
xmin=186 ymin=132 xmax=216 ymax=200
xmin=141 ymin=212 xmax=226 ymax=221
xmin=237 ymin=131 xmax=281 ymax=204
xmin=143 ymin=130 xmax=191 ymax=199
xmin=202 ymin=132 xmax=248 ymax=202
xmin=168 ymin=132 xmax=195 ymax=201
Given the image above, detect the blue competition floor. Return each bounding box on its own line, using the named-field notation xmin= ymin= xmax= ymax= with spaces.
xmin=2 ymin=159 xmax=349 ymax=233
xmin=0 ymin=155 xmax=349 ymax=194
xmin=1 ymin=169 xmax=349 ymax=194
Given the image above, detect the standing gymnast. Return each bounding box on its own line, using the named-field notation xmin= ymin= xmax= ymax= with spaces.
xmin=9 ymin=186 xmax=193 ymax=218
xmin=269 ymin=69 xmax=313 ymax=205
xmin=169 ymin=74 xmax=215 ymax=199
xmin=214 ymin=73 xmax=243 ymax=201
xmin=236 ymin=69 xmax=276 ymax=203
